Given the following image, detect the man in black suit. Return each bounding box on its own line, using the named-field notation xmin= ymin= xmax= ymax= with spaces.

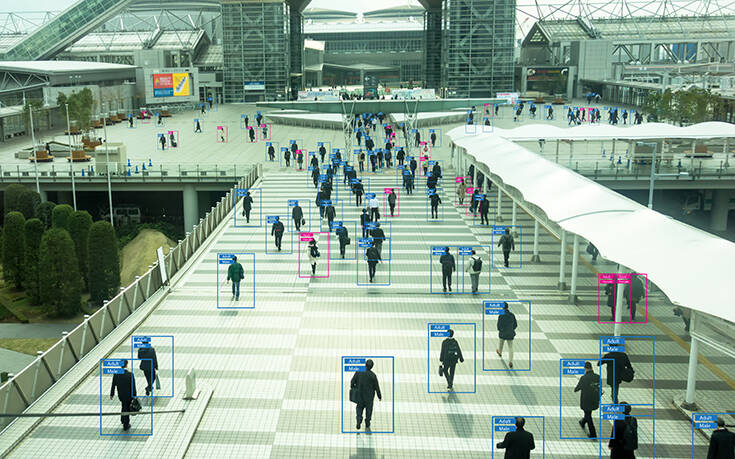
xmin=439 ymin=247 xmax=455 ymax=292
xmin=598 ymin=351 xmax=632 ymax=404
xmin=575 ymin=361 xmax=601 ymax=438
xmin=496 ymin=417 xmax=536 ymax=458
xmin=109 ymin=359 xmax=137 ymax=430
xmin=708 ymin=417 xmax=735 ymax=459
xmin=137 ymin=344 xmax=158 ymax=396
xmin=440 ymin=329 xmax=464 ymax=390
xmin=350 ymin=359 xmax=382 ymax=430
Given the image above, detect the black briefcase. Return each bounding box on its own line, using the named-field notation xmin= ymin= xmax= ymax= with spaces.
xmin=349 ymin=388 xmax=359 ymax=404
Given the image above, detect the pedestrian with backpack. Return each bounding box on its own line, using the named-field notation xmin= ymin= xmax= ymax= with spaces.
xmin=308 ymin=238 xmax=320 ymax=276
xmin=496 ymin=302 xmax=517 ymax=368
xmin=498 ymin=227 xmax=515 ymax=267
xmin=465 ymin=249 xmax=482 ymax=293
xmin=609 ymin=403 xmax=637 ymax=458
xmin=575 ymin=361 xmax=601 ymax=438
xmin=598 ymin=350 xmax=633 ymax=404
xmin=439 ymin=329 xmax=464 ymax=390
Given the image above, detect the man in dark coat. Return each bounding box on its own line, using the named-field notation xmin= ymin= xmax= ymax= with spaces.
xmin=268 ymin=144 xmax=276 ymax=161
xmin=311 ymin=167 xmax=319 ymax=189
xmin=496 ymin=417 xmax=536 ymax=459
xmin=440 ymin=329 xmax=464 ymax=390
xmin=366 ymin=241 xmax=382 ymax=282
xmin=439 ymin=247 xmax=455 ymax=292
xmin=325 ymin=203 xmax=336 ymax=230
xmin=410 ymin=157 xmax=418 ymax=175
xmin=430 ymin=131 xmax=437 ymax=147
xmin=292 ymin=202 xmax=304 ymax=232
xmin=479 ymin=196 xmax=491 ymax=225
xmin=241 ymin=192 xmax=254 ymax=223
xmin=271 ymin=216 xmax=284 ymax=251
xmin=360 ymin=209 xmax=370 ymax=238
xmin=137 ymin=343 xmax=158 ymax=396
xmin=608 ymin=403 xmax=637 ymax=459
xmin=109 ymin=359 xmax=137 ymax=430
xmin=353 ymin=179 xmax=364 ymax=207
xmin=575 ymin=361 xmax=601 ymax=438
xmin=335 ymin=223 xmax=349 ymax=259
xmin=707 ymin=417 xmax=735 ymax=459
xmin=496 ymin=302 xmax=517 ymax=368
xmin=319 ymin=144 xmax=326 ymax=162
xmin=284 ymin=149 xmax=291 ymax=167
xmin=388 ymin=189 xmax=397 ymax=216
xmin=396 ymin=148 xmax=405 ymax=166
xmin=498 ymin=228 xmax=515 ymax=267
xmin=598 ymin=351 xmax=632 ymax=404
xmin=351 ymin=359 xmax=382 ymax=429
xmin=430 ymin=190 xmax=442 ymax=219
xmin=369 ymin=223 xmax=385 ymax=257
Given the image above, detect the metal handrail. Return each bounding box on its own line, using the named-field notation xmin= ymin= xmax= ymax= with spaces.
xmin=0 ymin=164 xmax=260 ymax=431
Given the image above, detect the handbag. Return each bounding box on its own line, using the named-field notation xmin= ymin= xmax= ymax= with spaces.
xmin=130 ymin=398 xmax=142 ymax=412
xmin=621 ymin=366 xmax=635 ymax=383
xmin=349 ymin=387 xmax=359 ymax=404
xmin=345 ymin=237 xmax=351 ymax=245
xmin=155 ymin=372 xmax=161 ymax=390
xmin=438 ymin=365 xmax=444 ymax=377
xmin=302 ymin=218 xmax=306 ymax=225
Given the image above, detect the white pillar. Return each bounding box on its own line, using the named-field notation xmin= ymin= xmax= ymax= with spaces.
xmin=691 ymin=140 xmax=696 ymax=172
xmin=496 ymin=188 xmax=503 ymax=222
xmin=555 ymin=140 xmax=560 ymax=163
xmin=569 ymin=234 xmax=579 ymax=304
xmin=531 ymin=220 xmax=540 ymax=262
xmin=183 ymin=184 xmax=199 ymax=233
xmin=613 ymin=265 xmax=626 ymax=337
xmin=683 ymin=311 xmax=699 ymax=409
xmin=511 ymin=201 xmax=517 ymax=236
xmin=558 ymin=230 xmax=567 ymax=290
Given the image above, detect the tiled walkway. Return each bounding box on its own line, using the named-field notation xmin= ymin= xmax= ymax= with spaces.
xmin=3 ymin=109 xmax=735 ymax=458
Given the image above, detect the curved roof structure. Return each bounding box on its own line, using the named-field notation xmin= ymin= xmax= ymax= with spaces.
xmin=487 ymin=121 xmax=735 ymax=141
xmin=448 ymin=123 xmax=735 ymax=323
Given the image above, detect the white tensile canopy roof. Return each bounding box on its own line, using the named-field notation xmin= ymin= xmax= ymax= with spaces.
xmin=448 ymin=124 xmax=735 ymax=322
xmin=489 ymin=121 xmax=735 ymax=142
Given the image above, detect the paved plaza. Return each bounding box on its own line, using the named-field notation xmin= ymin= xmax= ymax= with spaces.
xmin=2 ymin=104 xmax=734 ymax=458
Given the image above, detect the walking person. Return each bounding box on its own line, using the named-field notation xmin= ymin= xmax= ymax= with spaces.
xmin=368 ymin=194 xmax=380 ymax=221
xmin=624 ymin=275 xmax=644 ymax=321
xmin=308 ymin=238 xmax=320 ymax=275
xmin=241 ymin=192 xmax=253 ymax=223
xmin=311 ymin=168 xmax=319 ymax=189
xmin=479 ymin=195 xmax=490 ymax=225
xmin=457 ymin=179 xmax=467 ymax=206
xmin=325 ymin=203 xmax=336 ymax=230
xmin=497 ymin=228 xmax=515 ymax=267
xmin=350 ymin=359 xmax=382 ymax=430
xmin=284 ymin=149 xmax=291 ymax=167
xmin=388 ymin=189 xmax=397 ymax=216
xmin=707 ymin=417 xmax=735 ymax=459
xmin=336 ymin=223 xmax=350 ymax=259
xmin=369 ymin=223 xmax=385 ymax=257
xmin=405 ymin=172 xmax=414 ymax=195
xmin=397 ymin=148 xmax=405 ymax=166
xmin=297 ymin=151 xmax=304 ymax=170
xmin=465 ymin=249 xmax=482 ymax=293
xmin=496 ymin=417 xmax=536 ymax=457
xmin=353 ymin=179 xmax=364 ymax=207
xmin=575 ymin=361 xmax=601 ymax=438
xmin=248 ymin=126 xmax=256 ymax=142
xmin=109 ymin=359 xmax=137 ymax=431
xmin=271 ymin=216 xmax=284 ymax=251
xmin=366 ymin=241 xmax=382 ymax=282
xmin=137 ymin=343 xmax=158 ymax=396
xmin=319 ymin=144 xmax=326 ymax=162
xmin=292 ymin=202 xmax=304 ymax=232
xmin=495 ymin=302 xmax=517 ymax=368
xmin=599 ymin=350 xmax=632 ymax=404
xmin=439 ymin=247 xmax=455 ymax=293
xmin=360 ymin=209 xmax=370 ymax=238
xmin=268 ymin=144 xmax=276 ymax=161
xmin=359 ymin=151 xmax=366 ymax=172
xmin=608 ymin=403 xmax=638 ymax=459
xmin=430 ymin=190 xmax=442 ymax=219
xmin=439 ymin=329 xmax=464 ymax=390
xmin=159 ymin=134 xmax=166 ymax=150
xmin=430 ymin=130 xmax=437 ymax=147
xmin=226 ymin=255 xmax=244 ymax=301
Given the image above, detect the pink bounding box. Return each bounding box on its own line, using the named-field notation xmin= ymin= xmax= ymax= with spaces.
xmin=597 ymin=272 xmax=648 ymax=324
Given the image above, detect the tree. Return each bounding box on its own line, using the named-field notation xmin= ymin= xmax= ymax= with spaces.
xmin=69 ymin=210 xmax=92 ymax=289
xmin=2 ymin=212 xmax=26 ymax=289
xmin=37 ymin=201 xmax=56 ymax=229
xmin=22 ymin=218 xmax=44 ymax=304
xmin=87 ymin=221 xmax=120 ymax=305
xmin=59 ymin=88 xmax=94 ymax=130
xmin=3 ymin=184 xmax=27 ymax=216
xmin=39 ymin=228 xmax=81 ymax=317
xmin=52 ymin=204 xmax=74 ymax=231
xmin=17 ymin=189 xmax=40 ymax=220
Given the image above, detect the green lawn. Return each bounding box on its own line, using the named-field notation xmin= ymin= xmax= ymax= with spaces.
xmin=0 ymin=338 xmax=59 ymax=355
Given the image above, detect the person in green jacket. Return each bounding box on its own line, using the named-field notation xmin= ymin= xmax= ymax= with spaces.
xmin=226 ymin=256 xmax=244 ymax=301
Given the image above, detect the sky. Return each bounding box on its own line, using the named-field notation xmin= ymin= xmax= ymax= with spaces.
xmin=2 ymin=0 xmax=422 ymax=13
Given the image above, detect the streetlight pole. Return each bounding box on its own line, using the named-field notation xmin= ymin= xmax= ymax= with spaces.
xmin=27 ymin=105 xmax=41 ymax=195
xmin=102 ymin=103 xmax=113 ymax=226
xmin=65 ymin=103 xmax=77 ymax=210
